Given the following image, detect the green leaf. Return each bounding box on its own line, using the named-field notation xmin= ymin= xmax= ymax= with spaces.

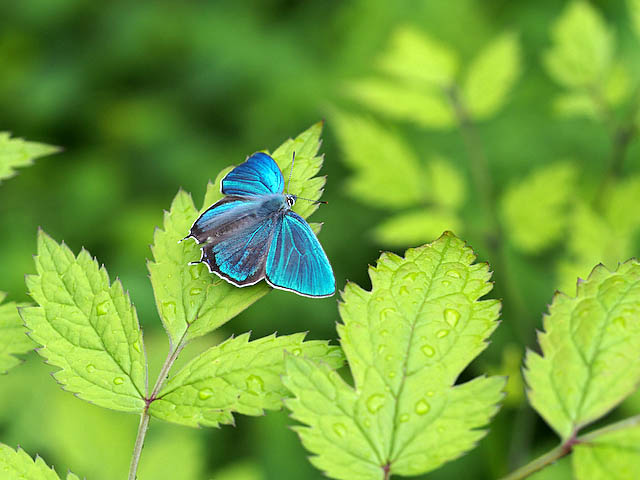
xmin=284 ymin=232 xmax=504 ymax=479
xmin=345 ymin=79 xmax=455 ymax=129
xmin=378 ymin=26 xmax=458 ymax=87
xmin=573 ymin=422 xmax=640 ymax=479
xmin=500 ymin=162 xmax=576 ymax=253
xmin=373 ymin=209 xmax=461 ymax=247
xmin=149 ymin=333 xmax=344 ymax=427
xmin=603 ymin=62 xmax=632 ymax=106
xmin=525 ymin=261 xmax=640 ymax=440
xmin=331 ymin=110 xmax=426 ymax=209
xmin=0 ymin=292 xmax=36 ymax=373
xmin=0 ymin=443 xmax=78 ymax=479
xmin=426 ymin=157 xmax=466 ymax=209
xmin=604 ymin=175 xmax=640 ymax=235
xmin=543 ymin=1 xmax=614 ymax=88
xmin=553 ymin=92 xmax=598 ymax=119
xmin=462 ymin=32 xmax=521 ymax=120
xmin=149 ymin=124 xmax=328 ymax=344
xmin=20 ymin=230 xmax=147 ymax=412
xmin=629 ymin=0 xmax=640 ymax=38
xmin=0 ymin=132 xmax=60 ymax=183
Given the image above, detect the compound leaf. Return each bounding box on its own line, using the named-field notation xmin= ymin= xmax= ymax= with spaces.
xmin=331 ymin=110 xmax=426 ymax=209
xmin=426 ymin=157 xmax=466 ymax=209
xmin=463 ymin=32 xmax=521 ymax=120
xmin=543 ymin=1 xmax=613 ymax=88
xmin=525 ymin=261 xmax=640 ymax=440
xmin=0 ymin=444 xmax=79 ymax=480
xmin=150 ymin=124 xmax=328 ymax=344
xmin=501 ymin=162 xmax=576 ymax=253
xmin=378 ymin=26 xmax=458 ymax=87
xmin=0 ymin=132 xmax=60 ymax=183
xmin=284 ymin=232 xmax=504 ymax=479
xmin=20 ymin=230 xmax=147 ymax=412
xmin=573 ymin=422 xmax=640 ymax=479
xmin=149 ymin=333 xmax=344 ymax=428
xmin=0 ymin=292 xmax=36 ymax=373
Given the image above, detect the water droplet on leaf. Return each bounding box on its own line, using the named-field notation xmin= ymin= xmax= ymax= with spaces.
xmin=113 ymin=377 xmax=124 ymax=385
xmin=189 ymin=287 xmax=202 ymax=296
xmin=366 ymin=394 xmax=385 ymax=413
xmin=162 ymin=301 xmax=176 ymax=318
xmin=399 ymin=414 xmax=410 ymax=423
xmin=437 ymin=329 xmax=449 ymax=338
xmin=96 ymin=301 xmax=109 ymax=316
xmin=421 ymin=345 xmax=435 ymax=357
xmin=446 ymin=270 xmax=461 ymax=278
xmin=444 ymin=308 xmax=460 ymax=327
xmin=292 ymin=348 xmax=302 ymax=356
xmin=415 ymin=399 xmax=430 ymax=415
xmin=199 ymin=388 xmax=213 ymax=400
xmin=333 ymin=423 xmax=347 ymax=437
xmin=86 ymin=364 xmax=96 ymax=373
xmin=246 ymin=375 xmax=264 ymax=394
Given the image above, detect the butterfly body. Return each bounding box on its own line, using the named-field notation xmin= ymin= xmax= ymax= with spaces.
xmin=187 ymin=153 xmax=335 ymax=298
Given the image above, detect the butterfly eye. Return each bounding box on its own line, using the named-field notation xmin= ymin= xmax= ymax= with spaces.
xmin=286 ymin=195 xmax=296 ymax=208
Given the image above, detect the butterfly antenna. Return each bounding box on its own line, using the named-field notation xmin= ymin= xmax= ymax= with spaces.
xmin=287 ymin=151 xmax=295 ymax=194
xmin=296 ymin=195 xmax=328 ymax=205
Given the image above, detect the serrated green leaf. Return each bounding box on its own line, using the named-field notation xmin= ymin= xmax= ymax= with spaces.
xmin=0 ymin=132 xmax=60 ymax=183
xmin=0 ymin=443 xmax=77 ymax=480
xmin=573 ymin=422 xmax=640 ymax=479
xmin=373 ymin=209 xmax=461 ymax=247
xmin=149 ymin=333 xmax=344 ymax=428
xmin=378 ymin=26 xmax=458 ymax=87
xmin=0 ymin=292 xmax=36 ymax=373
xmin=284 ymin=232 xmax=504 ymax=479
xmin=501 ymin=162 xmax=577 ymax=253
xmin=426 ymin=157 xmax=466 ymax=209
xmin=553 ymin=92 xmax=598 ymax=119
xmin=331 ymin=110 xmax=425 ymax=209
xmin=20 ymin=230 xmax=147 ymax=412
xmin=462 ymin=32 xmax=521 ymax=120
xmin=150 ymin=124 xmax=328 ymax=344
xmin=543 ymin=1 xmax=613 ymax=88
xmin=629 ymin=0 xmax=640 ymax=38
xmin=525 ymin=261 xmax=640 ymax=440
xmin=345 ymin=79 xmax=455 ymax=129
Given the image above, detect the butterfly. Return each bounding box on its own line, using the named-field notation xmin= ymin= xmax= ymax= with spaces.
xmin=186 ymin=152 xmax=335 ymax=298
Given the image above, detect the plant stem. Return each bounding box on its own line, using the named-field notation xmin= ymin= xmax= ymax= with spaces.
xmin=127 ymin=331 xmax=189 ymax=480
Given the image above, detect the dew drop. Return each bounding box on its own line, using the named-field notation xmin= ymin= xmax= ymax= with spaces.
xmin=189 ymin=287 xmax=203 ymax=296
xmin=442 ymin=280 xmax=451 ymax=287
xmin=292 ymin=348 xmax=302 ymax=356
xmin=444 ymin=308 xmax=461 ymax=327
xmin=113 ymin=377 xmax=124 ymax=385
xmin=388 ymin=371 xmax=396 ymax=379
xmin=162 ymin=301 xmax=176 ymax=317
xmin=96 ymin=301 xmax=109 ymax=316
xmin=421 ymin=345 xmax=435 ymax=357
xmin=436 ymin=329 xmax=449 ymax=338
xmin=427 ymin=391 xmax=434 ymax=397
xmin=404 ymin=272 xmax=418 ymax=282
xmin=415 ymin=399 xmax=431 ymax=415
xmin=446 ymin=270 xmax=461 ymax=279
xmin=366 ymin=394 xmax=385 ymax=413
xmin=399 ymin=286 xmax=410 ymax=296
xmin=246 ymin=375 xmax=265 ymax=394
xmin=385 ymin=354 xmax=393 ymax=362
xmin=198 ymin=388 xmax=213 ymax=400
xmin=380 ymin=329 xmax=389 ymax=337
xmin=189 ymin=268 xmax=200 ymax=281
xmin=377 ymin=344 xmax=386 ymax=354
xmin=333 ymin=423 xmax=347 ymax=437
xmin=86 ymin=364 xmax=96 ymax=373
xmin=399 ymin=414 xmax=410 ymax=423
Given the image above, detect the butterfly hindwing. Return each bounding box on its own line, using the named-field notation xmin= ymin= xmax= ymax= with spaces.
xmin=222 ymin=152 xmax=285 ymax=197
xmin=265 ymin=211 xmax=335 ymax=297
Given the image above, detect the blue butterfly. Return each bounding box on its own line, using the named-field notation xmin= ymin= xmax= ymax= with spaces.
xmin=186 ymin=152 xmax=335 ymax=298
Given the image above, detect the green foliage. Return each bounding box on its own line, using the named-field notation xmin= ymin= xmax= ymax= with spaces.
xmin=462 ymin=32 xmax=521 ymax=120
xmin=0 ymin=444 xmax=79 ymax=480
xmin=0 ymin=132 xmax=59 ymax=183
xmin=150 ymin=333 xmax=343 ymax=427
xmin=500 ymin=162 xmax=576 ymax=253
xmin=0 ymin=292 xmax=35 ymax=373
xmin=284 ymin=233 xmax=504 ymax=479
xmin=20 ymin=231 xmax=147 ymax=412
xmin=372 ymin=209 xmax=461 ymax=247
xmin=525 ymin=261 xmax=640 ymax=440
xmin=630 ymin=0 xmax=640 ymax=38
xmin=573 ymin=423 xmax=640 ymax=479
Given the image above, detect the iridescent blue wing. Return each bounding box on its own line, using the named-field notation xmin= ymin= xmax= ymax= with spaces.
xmin=222 ymin=152 xmax=285 ymax=196
xmin=188 ymin=196 xmax=261 ymax=244
xmin=265 ymin=212 xmax=335 ymax=298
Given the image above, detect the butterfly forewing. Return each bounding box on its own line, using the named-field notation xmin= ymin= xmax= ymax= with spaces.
xmin=222 ymin=152 xmax=285 ymax=196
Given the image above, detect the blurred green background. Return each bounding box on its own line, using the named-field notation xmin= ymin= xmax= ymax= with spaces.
xmin=1 ymin=0 xmax=639 ymax=479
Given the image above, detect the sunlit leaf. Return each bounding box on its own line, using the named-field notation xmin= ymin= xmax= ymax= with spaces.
xmin=149 ymin=333 xmax=344 ymax=428
xmin=500 ymin=162 xmax=577 ymax=253
xmin=20 ymin=231 xmax=147 ymax=412
xmin=373 ymin=209 xmax=461 ymax=247
xmin=0 ymin=132 xmax=60 ymax=183
xmin=284 ymin=232 xmax=504 ymax=479
xmin=543 ymin=1 xmax=613 ymax=88
xmin=378 ymin=26 xmax=458 ymax=87
xmin=604 ymin=175 xmax=640 ymax=235
xmin=462 ymin=32 xmax=521 ymax=120
xmin=426 ymin=157 xmax=466 ymax=209
xmin=331 ymin=109 xmax=426 ymax=208
xmin=149 ymin=124 xmax=328 ymax=344
xmin=345 ymin=79 xmax=455 ymax=129
xmin=603 ymin=63 xmax=632 ymax=106
xmin=628 ymin=0 xmax=640 ymax=38
xmin=0 ymin=292 xmax=35 ymax=373
xmin=0 ymin=444 xmax=78 ymax=480
xmin=525 ymin=260 xmax=640 ymax=440
xmin=211 ymin=461 xmax=265 ymax=480
xmin=573 ymin=422 xmax=640 ymax=479
xmin=553 ymin=93 xmax=598 ymax=119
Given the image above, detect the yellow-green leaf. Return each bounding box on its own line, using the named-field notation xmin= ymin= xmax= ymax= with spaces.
xmin=373 ymin=209 xmax=461 ymax=247
xmin=0 ymin=132 xmax=60 ymax=183
xmin=0 ymin=444 xmax=78 ymax=480
xmin=0 ymin=292 xmax=36 ymax=373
